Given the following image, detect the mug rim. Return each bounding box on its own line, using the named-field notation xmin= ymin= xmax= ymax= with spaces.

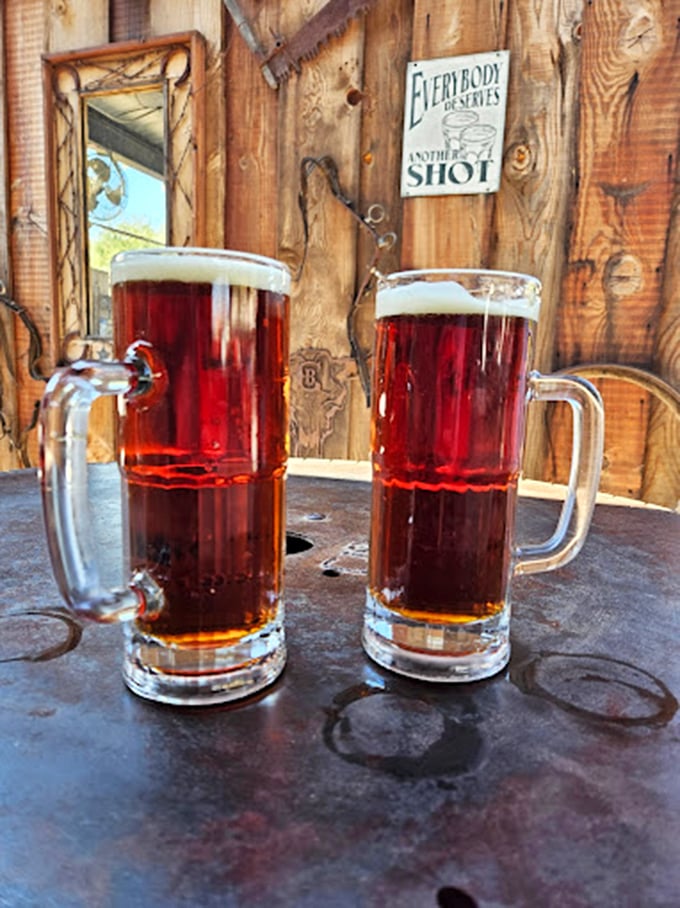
xmin=111 ymin=245 xmax=290 ymax=274
xmin=375 ymin=268 xmax=542 ymax=322
xmin=110 ymin=246 xmax=291 ymax=294
xmin=377 ymin=267 xmax=542 ymax=290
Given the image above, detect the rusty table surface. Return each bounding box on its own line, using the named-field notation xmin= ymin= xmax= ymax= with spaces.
xmin=0 ymin=464 xmax=678 ymax=908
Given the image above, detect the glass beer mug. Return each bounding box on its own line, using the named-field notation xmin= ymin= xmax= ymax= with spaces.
xmin=363 ymin=269 xmax=604 ymax=682
xmin=40 ymin=248 xmax=291 ymax=705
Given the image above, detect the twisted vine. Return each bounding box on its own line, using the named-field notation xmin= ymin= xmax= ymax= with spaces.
xmin=0 ymin=283 xmax=48 ymax=467
xmin=296 ymin=155 xmax=396 ymax=406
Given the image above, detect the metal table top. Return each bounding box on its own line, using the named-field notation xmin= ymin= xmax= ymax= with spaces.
xmin=0 ymin=464 xmax=678 ymax=908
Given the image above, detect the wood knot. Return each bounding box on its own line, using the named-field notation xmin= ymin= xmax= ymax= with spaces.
xmin=504 ymin=142 xmax=534 ymax=180
xmin=603 ymin=253 xmax=643 ymax=298
xmin=621 ymin=13 xmax=660 ymax=60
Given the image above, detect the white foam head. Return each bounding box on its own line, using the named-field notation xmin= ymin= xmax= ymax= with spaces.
xmin=376 ymin=271 xmax=540 ymax=321
xmin=111 ymin=248 xmax=291 ymax=295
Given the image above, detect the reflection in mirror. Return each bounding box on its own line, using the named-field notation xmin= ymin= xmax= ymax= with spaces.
xmin=43 ymin=33 xmax=206 ymax=360
xmin=85 ymin=90 xmax=166 ymax=338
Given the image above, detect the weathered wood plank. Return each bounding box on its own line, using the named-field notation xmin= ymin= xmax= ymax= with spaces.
xmin=223 ymin=1 xmax=279 ymax=256
xmin=558 ymin=1 xmax=680 ymax=366
xmin=278 ymin=3 xmax=366 ymax=458
xmin=0 ymin=7 xmax=20 ymax=470
xmin=492 ymin=0 xmax=583 ymax=366
xmin=642 ymin=145 xmax=680 ymax=509
xmin=6 ymin=0 xmax=70 ymax=466
xmin=46 ymin=1 xmax=112 ymax=464
xmin=149 ymin=1 xmax=221 ymax=248
xmin=48 ymin=0 xmax=108 ymax=48
xmin=347 ymin=0 xmax=413 ymax=460
xmin=401 ymin=0 xmax=508 ymax=269
xmin=493 ymin=1 xmax=585 ymax=480
xmin=551 ymin=0 xmax=680 ymax=503
xmin=1 ymin=0 xmax=678 ymax=504
xmin=642 ymin=393 xmax=680 ymax=511
xmin=149 ymin=0 xmax=218 ymax=36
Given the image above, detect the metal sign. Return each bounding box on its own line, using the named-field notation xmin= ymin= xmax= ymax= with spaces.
xmin=401 ymin=50 xmax=510 ymax=198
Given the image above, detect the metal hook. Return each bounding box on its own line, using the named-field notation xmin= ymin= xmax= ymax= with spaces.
xmin=377 ymin=232 xmax=397 ymax=251
xmin=365 ymin=203 xmax=385 ymax=226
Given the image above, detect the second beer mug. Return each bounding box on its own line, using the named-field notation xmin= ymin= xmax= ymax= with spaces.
xmin=363 ymin=269 xmax=604 ymax=683
xmin=40 ymin=248 xmax=290 ymax=705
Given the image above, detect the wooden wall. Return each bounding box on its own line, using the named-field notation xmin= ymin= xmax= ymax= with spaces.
xmin=1 ymin=0 xmax=679 ymax=509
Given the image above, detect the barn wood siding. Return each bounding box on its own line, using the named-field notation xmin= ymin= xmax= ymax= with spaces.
xmin=0 ymin=0 xmax=678 ymax=508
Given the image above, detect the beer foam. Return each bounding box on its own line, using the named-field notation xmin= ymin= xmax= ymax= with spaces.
xmin=376 ymin=277 xmax=540 ymax=321
xmin=111 ymin=248 xmax=291 ymax=294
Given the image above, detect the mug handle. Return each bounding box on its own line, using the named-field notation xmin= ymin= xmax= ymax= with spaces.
xmin=514 ymin=372 xmax=605 ymax=576
xmin=39 ymin=355 xmax=164 ymax=623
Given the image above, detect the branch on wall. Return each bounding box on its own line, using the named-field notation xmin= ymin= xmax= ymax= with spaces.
xmin=0 ymin=287 xmax=47 ymax=383
xmin=296 ymin=155 xmax=396 ymax=407
xmin=0 ymin=284 xmax=48 ymax=467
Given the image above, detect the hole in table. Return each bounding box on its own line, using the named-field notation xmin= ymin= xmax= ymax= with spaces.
xmin=286 ymin=532 xmax=314 ymax=555
xmin=322 ymin=568 xmax=341 ymax=578
xmin=437 ymin=886 xmax=478 ymax=908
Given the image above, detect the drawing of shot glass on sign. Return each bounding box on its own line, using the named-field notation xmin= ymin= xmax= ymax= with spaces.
xmin=459 ymin=124 xmax=497 ymax=163
xmin=441 ymin=110 xmax=479 ymax=157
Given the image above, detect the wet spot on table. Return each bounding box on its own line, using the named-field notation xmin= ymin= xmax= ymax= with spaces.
xmin=323 ymin=681 xmax=485 ymax=778
xmin=511 ymin=651 xmax=678 ymax=727
xmin=0 ymin=609 xmax=82 ymax=663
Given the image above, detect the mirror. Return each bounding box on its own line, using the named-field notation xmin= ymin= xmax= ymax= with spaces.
xmin=86 ymin=89 xmax=166 ymax=338
xmin=43 ymin=33 xmax=206 ymax=359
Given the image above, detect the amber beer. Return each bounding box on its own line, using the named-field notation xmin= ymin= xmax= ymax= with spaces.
xmin=369 ymin=310 xmax=529 ymax=620
xmin=364 ymin=270 xmax=542 ymax=681
xmin=111 ymin=250 xmax=290 ymax=686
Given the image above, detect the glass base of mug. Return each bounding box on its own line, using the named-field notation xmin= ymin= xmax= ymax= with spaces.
xmin=362 ymin=592 xmax=510 ymax=683
xmin=122 ymin=613 xmax=286 ymax=706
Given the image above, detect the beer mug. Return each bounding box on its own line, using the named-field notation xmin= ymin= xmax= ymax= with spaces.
xmin=40 ymin=248 xmax=291 ymax=705
xmin=363 ymin=269 xmax=604 ymax=682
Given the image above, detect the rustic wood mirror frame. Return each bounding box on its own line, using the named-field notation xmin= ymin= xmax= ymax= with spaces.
xmin=43 ymin=32 xmax=206 ymax=360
